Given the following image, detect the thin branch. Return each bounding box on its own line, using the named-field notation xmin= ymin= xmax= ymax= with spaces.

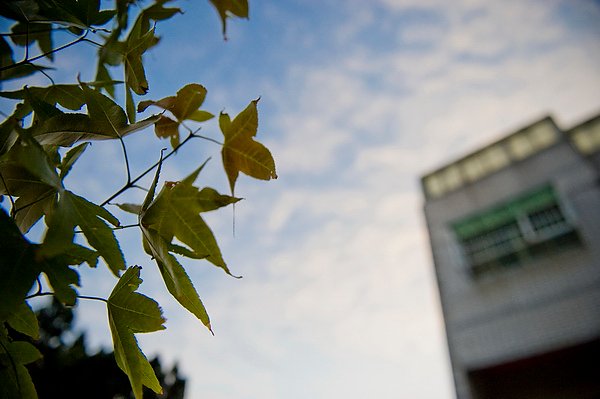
xmin=25 ymin=292 xmax=53 ymax=300
xmin=82 ymin=38 xmax=104 ymax=48
xmin=195 ymin=134 xmax=223 ymax=146
xmin=0 ymin=30 xmax=89 ymax=72
xmin=74 ymin=223 xmax=140 ymax=234
xmin=25 ymin=292 xmax=108 ymax=303
xmin=180 ymin=121 xmax=223 ymax=146
xmin=117 ymin=134 xmax=132 ymax=184
xmin=131 ymin=184 xmax=148 ymax=192
xmin=100 ymin=131 xmax=199 ymax=206
xmin=78 ymin=295 xmax=108 ymax=303
xmin=32 ymin=62 xmax=55 ymax=85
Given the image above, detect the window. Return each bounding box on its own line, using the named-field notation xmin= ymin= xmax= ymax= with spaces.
xmin=570 ymin=122 xmax=600 ymax=155
xmin=452 ymin=185 xmax=580 ymax=277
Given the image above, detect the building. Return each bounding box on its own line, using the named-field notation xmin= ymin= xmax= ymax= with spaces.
xmin=421 ymin=113 xmax=600 ymax=398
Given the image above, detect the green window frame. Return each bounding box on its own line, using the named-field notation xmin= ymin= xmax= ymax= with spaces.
xmin=451 ymin=185 xmax=579 ymax=276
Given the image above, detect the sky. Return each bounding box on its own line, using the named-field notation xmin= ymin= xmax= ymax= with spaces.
xmin=3 ymin=0 xmax=600 ymax=398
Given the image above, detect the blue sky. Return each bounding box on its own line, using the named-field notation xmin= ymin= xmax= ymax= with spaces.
xmin=3 ymin=1 xmax=600 ymax=398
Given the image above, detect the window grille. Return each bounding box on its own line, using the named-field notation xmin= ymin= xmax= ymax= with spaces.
xmin=451 ymin=185 xmax=580 ymax=276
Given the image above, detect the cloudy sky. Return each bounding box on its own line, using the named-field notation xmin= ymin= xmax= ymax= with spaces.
xmin=3 ymin=0 xmax=600 ymax=398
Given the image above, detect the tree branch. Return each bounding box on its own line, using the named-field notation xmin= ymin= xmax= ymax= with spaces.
xmin=181 ymin=121 xmax=223 ymax=145
xmin=25 ymin=291 xmax=108 ymax=303
xmin=100 ymin=131 xmax=200 ymax=206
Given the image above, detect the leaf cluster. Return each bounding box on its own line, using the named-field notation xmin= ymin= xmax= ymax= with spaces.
xmin=0 ymin=0 xmax=275 ymax=398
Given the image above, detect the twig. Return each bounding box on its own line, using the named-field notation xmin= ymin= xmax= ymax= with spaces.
xmin=25 ymin=292 xmax=53 ymax=300
xmin=78 ymin=295 xmax=108 ymax=303
xmin=181 ymin=121 xmax=223 ymax=145
xmin=100 ymin=131 xmax=199 ymax=206
xmin=74 ymin=223 xmax=140 ymax=234
xmin=118 ymin=134 xmax=132 ymax=184
xmin=25 ymin=291 xmax=108 ymax=303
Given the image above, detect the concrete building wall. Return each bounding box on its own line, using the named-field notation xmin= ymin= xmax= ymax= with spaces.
xmin=423 ymin=115 xmax=600 ymax=399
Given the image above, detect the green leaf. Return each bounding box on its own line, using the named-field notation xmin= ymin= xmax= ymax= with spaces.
xmin=33 ymin=107 xmax=159 ymax=146
xmin=196 ymin=187 xmax=241 ymax=212
xmin=138 ymin=163 xmax=230 ymax=330
xmin=43 ymin=191 xmax=125 ymax=276
xmin=8 ymin=134 xmax=62 ymax=190
xmin=23 ymin=88 xmax=63 ymax=123
xmin=6 ymin=302 xmax=39 ymax=340
xmin=0 ymin=84 xmax=86 ymax=111
xmin=0 ymin=63 xmax=53 ymax=83
xmin=137 ymin=84 xmax=212 ymax=148
xmin=141 ymin=169 xmax=235 ymax=274
xmin=42 ymin=258 xmax=80 ymax=306
xmin=138 ymin=84 xmax=208 ymax=121
xmin=125 ymin=85 xmax=136 ymax=123
xmin=10 ymin=22 xmax=54 ymax=60
xmin=188 ymin=109 xmax=214 ymax=123
xmin=56 ymin=243 xmax=99 ymax=269
xmin=107 ymin=266 xmax=165 ymax=398
xmin=0 ymin=208 xmax=41 ymax=320
xmin=168 ymin=242 xmax=208 ymax=259
xmin=0 ymin=113 xmax=19 ymax=155
xmin=142 ymin=229 xmax=212 ymax=332
xmin=209 ymin=0 xmax=249 ymax=39
xmin=116 ymin=203 xmax=142 ymax=215
xmin=124 ymin=27 xmax=158 ymax=95
xmin=59 ymin=142 xmax=90 ymax=180
xmin=220 ymin=99 xmax=277 ymax=194
xmin=81 ymin=81 xmax=128 ymax=134
xmin=95 ymin=63 xmax=115 ymax=97
xmin=136 ymin=0 xmax=182 ymax=32
xmin=153 ymin=115 xmax=179 ymax=147
xmin=13 ymin=185 xmax=56 ymax=234
xmin=0 ymin=331 xmax=41 ymax=399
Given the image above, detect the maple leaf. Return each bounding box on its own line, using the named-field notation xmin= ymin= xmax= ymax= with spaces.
xmin=107 ymin=266 xmax=165 ymax=399
xmin=6 ymin=302 xmax=39 ymax=340
xmin=137 ymin=160 xmax=240 ymax=331
xmin=138 ymin=83 xmax=214 ymax=147
xmin=0 ymin=329 xmax=42 ymax=399
xmin=141 ymin=162 xmax=240 ymax=274
xmin=43 ymin=190 xmax=125 ymax=276
xmin=209 ymin=0 xmax=249 ymax=39
xmin=220 ymin=99 xmax=277 ymax=194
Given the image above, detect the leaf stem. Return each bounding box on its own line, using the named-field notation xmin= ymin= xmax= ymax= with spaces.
xmin=181 ymin=121 xmax=223 ymax=145
xmin=118 ymin=135 xmax=132 ymax=184
xmin=78 ymin=295 xmax=108 ymax=303
xmin=74 ymin=223 xmax=140 ymax=234
xmin=100 ymin=131 xmax=199 ymax=206
xmin=25 ymin=291 xmax=108 ymax=303
xmin=25 ymin=292 xmax=53 ymax=300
